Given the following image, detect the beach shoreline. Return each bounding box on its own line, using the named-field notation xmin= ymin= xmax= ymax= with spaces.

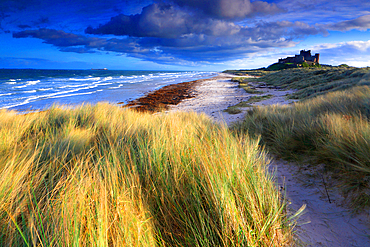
xmin=122 ymin=73 xmax=296 ymax=125
xmin=120 ymin=76 xmax=214 ymax=112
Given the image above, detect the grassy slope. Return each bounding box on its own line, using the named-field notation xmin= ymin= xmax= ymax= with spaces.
xmin=231 ymin=67 xmax=370 ymax=209
xmin=260 ymin=66 xmax=370 ymax=99
xmin=0 ymin=104 xmax=291 ymax=246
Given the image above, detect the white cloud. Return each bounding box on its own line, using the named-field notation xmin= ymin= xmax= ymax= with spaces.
xmin=312 ymin=40 xmax=370 ymax=66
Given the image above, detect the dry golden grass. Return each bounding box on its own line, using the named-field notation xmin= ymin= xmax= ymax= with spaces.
xmin=0 ymin=104 xmax=291 ymax=246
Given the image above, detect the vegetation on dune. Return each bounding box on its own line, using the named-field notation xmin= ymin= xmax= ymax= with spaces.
xmin=224 ymin=69 xmax=273 ymax=77
xmin=247 ymin=95 xmax=274 ymax=103
xmin=231 ymin=77 xmax=263 ymax=94
xmin=259 ymin=66 xmax=370 ymax=100
xmin=266 ymin=63 xmax=298 ymax=71
xmin=232 ymin=86 xmax=370 ymax=209
xmin=226 ymin=66 xmax=370 ymax=101
xmin=0 ymin=104 xmax=292 ymax=246
xmin=224 ymin=101 xmax=253 ymax=114
xmin=223 ymin=95 xmax=274 ymax=115
xmin=224 ymin=61 xmax=322 ymax=76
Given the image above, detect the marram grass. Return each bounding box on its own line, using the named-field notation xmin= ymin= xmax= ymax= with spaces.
xmin=232 ymin=86 xmax=370 ymax=209
xmin=0 ymin=103 xmax=291 ymax=246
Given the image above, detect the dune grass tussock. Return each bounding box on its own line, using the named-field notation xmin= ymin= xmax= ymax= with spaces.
xmin=224 ymin=95 xmax=274 ymax=115
xmin=0 ymin=103 xmax=291 ymax=246
xmin=232 ymin=86 xmax=370 ymax=208
xmin=231 ymin=78 xmax=263 ymax=94
xmin=224 ymin=101 xmax=253 ymax=115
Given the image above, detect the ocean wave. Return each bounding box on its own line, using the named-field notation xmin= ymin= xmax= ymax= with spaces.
xmin=0 ymin=93 xmax=13 ymax=96
xmin=27 ymin=80 xmax=40 ymax=85
xmin=49 ymin=90 xmax=100 ymax=99
xmin=13 ymin=80 xmax=41 ymax=88
xmin=38 ymin=88 xmax=53 ymax=91
xmin=16 ymin=85 xmax=98 ymax=102
xmin=102 ymin=76 xmax=113 ymax=81
xmin=14 ymin=85 xmax=28 ymax=89
xmin=6 ymin=80 xmax=17 ymax=84
xmin=68 ymin=77 xmax=101 ymax=81
xmin=58 ymin=83 xmax=90 ymax=89
xmin=95 ymin=82 xmax=113 ymax=86
xmin=0 ymin=71 xmax=217 ymax=110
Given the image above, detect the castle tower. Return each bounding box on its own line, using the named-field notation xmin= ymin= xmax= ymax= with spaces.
xmin=315 ymin=53 xmax=320 ymax=63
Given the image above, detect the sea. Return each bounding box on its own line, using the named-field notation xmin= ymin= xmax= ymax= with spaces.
xmin=0 ymin=69 xmax=217 ymax=112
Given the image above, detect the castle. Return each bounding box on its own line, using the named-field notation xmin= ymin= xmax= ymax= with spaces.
xmin=278 ymin=50 xmax=320 ymax=65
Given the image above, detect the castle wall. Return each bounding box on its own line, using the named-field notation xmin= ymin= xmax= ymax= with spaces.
xmin=278 ymin=50 xmax=320 ymax=64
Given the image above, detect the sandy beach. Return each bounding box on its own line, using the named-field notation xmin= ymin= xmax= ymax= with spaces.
xmin=169 ymin=73 xmax=296 ymax=125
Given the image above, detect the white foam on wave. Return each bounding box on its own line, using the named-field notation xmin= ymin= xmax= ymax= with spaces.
xmin=17 ymin=85 xmax=98 ymax=102
xmin=49 ymin=90 xmax=99 ymax=99
xmin=23 ymin=90 xmax=37 ymax=93
xmin=39 ymin=88 xmax=53 ymax=91
xmin=14 ymin=85 xmax=28 ymax=89
xmin=13 ymin=80 xmax=41 ymax=88
xmin=27 ymin=80 xmax=40 ymax=85
xmin=0 ymin=93 xmax=13 ymax=96
xmin=6 ymin=80 xmax=17 ymax=84
xmin=102 ymin=76 xmax=113 ymax=81
xmin=58 ymin=83 xmax=90 ymax=89
xmin=68 ymin=77 xmax=101 ymax=82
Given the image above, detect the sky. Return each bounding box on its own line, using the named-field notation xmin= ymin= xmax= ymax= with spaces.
xmin=0 ymin=0 xmax=370 ymax=71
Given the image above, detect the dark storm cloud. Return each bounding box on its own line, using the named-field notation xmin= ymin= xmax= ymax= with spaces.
xmin=326 ymin=15 xmax=370 ymax=31
xmin=86 ymin=3 xmax=241 ymax=38
xmin=12 ymin=28 xmax=151 ymax=55
xmin=165 ymin=0 xmax=282 ymax=19
xmin=14 ymin=16 xmax=325 ymax=65
xmin=0 ymin=0 xmax=149 ymax=12
xmin=10 ymin=0 xmax=327 ymax=65
xmin=13 ymin=29 xmax=97 ymax=47
xmin=17 ymin=24 xmax=31 ymax=29
xmin=34 ymin=17 xmax=49 ymax=25
xmin=59 ymin=47 xmax=97 ymax=54
xmin=0 ymin=0 xmax=152 ymax=32
xmin=85 ymin=1 xmax=323 ymax=41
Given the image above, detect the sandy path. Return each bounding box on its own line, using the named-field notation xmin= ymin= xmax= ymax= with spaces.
xmin=272 ymin=159 xmax=370 ymax=246
xmin=170 ymin=74 xmax=370 ymax=246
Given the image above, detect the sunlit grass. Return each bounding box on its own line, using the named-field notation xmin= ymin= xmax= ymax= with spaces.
xmin=0 ymin=103 xmax=291 ymax=246
xmin=232 ymin=86 xmax=370 ymax=209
